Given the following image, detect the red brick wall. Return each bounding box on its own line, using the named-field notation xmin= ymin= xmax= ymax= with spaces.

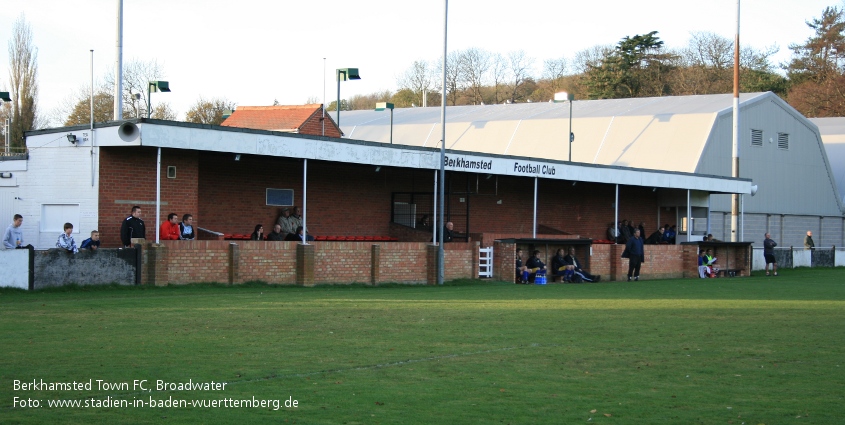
xmin=378 ymin=242 xmax=429 ymax=283
xmin=444 ymin=242 xmax=477 ymax=281
xmin=99 ymin=147 xmax=199 ymax=248
xmin=99 ymin=150 xmax=663 ymax=246
xmin=238 ymin=242 xmax=298 ymax=284
xmin=313 ymin=242 xmax=375 ymax=284
xmin=299 ymin=110 xmax=342 ymax=138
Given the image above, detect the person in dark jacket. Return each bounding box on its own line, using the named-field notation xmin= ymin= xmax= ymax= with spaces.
xmin=179 ymin=214 xmax=195 ymax=240
xmin=250 ymin=224 xmax=264 ymax=241
xmin=551 ymin=248 xmax=574 ymax=282
xmin=763 ymin=232 xmax=778 ymax=276
xmin=624 ymin=229 xmax=645 ymax=281
xmin=526 ymin=250 xmax=546 ymax=272
xmin=266 ymin=224 xmax=286 ymax=241
xmin=120 ymin=206 xmax=146 ymax=247
xmin=515 ymin=248 xmax=530 ymax=283
xmin=645 ymin=227 xmax=665 ymax=244
xmin=563 ymin=247 xmax=600 ymax=282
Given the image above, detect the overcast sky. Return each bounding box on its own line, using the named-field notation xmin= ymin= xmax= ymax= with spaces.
xmin=0 ymin=0 xmax=841 ymax=124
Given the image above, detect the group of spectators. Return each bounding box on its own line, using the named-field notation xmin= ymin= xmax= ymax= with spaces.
xmin=120 ymin=205 xmax=195 ymax=247
xmin=2 ymin=214 xmax=100 ymax=254
xmin=250 ymin=207 xmax=312 ymax=242
xmin=608 ymin=220 xmax=677 ymax=245
xmin=515 ymin=247 xmax=601 ymax=284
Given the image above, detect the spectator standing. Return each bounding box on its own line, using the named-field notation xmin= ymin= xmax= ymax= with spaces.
xmin=80 ymin=230 xmax=101 ymax=250
xmin=179 ymin=214 xmax=195 ymax=240
xmin=3 ymin=214 xmax=27 ymax=249
xmin=624 ymin=229 xmax=645 ymax=281
xmin=159 ymin=213 xmax=180 ymax=241
xmin=442 ymin=222 xmax=456 ymax=243
xmin=120 ymin=206 xmax=146 ymax=248
xmin=804 ymin=231 xmax=815 ymax=249
xmin=250 ymin=224 xmax=264 ymax=241
xmin=638 ymin=222 xmax=646 ymax=238
xmin=277 ymin=208 xmax=295 ymax=236
xmin=763 ymin=232 xmax=778 ymax=276
xmin=290 ymin=207 xmax=303 ymax=232
xmin=56 ymin=223 xmax=79 ymax=254
xmin=619 ymin=220 xmax=632 ymax=244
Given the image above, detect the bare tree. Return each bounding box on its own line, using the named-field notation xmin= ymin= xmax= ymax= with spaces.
xmin=185 ymin=96 xmax=236 ymax=125
xmin=104 ymin=59 xmax=167 ymax=118
xmin=542 ymin=57 xmax=568 ymax=95
xmin=488 ymin=53 xmax=507 ymax=104
xmin=460 ymin=48 xmax=491 ymax=104
xmin=397 ymin=60 xmax=434 ymax=106
xmin=6 ymin=14 xmax=39 ymax=149
xmin=506 ymin=50 xmax=535 ymax=103
xmin=437 ymin=51 xmax=463 ymax=106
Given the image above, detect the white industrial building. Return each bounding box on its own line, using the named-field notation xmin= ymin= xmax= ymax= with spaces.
xmin=342 ymin=92 xmax=845 ymax=247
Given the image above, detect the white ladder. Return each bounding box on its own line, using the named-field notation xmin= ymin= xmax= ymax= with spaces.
xmin=479 ymin=246 xmax=493 ymax=278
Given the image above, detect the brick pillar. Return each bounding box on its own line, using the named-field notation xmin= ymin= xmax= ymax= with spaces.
xmin=682 ymin=244 xmax=697 ymax=278
xmin=371 ymin=244 xmax=381 ymax=286
xmin=297 ymin=243 xmax=315 ymax=286
xmin=228 ymin=242 xmax=240 ymax=285
xmin=426 ymin=244 xmax=439 ymax=285
xmin=471 ymin=241 xmax=480 ymax=279
xmin=145 ymin=243 xmax=169 ymax=286
xmin=609 ymin=244 xmax=624 ymax=282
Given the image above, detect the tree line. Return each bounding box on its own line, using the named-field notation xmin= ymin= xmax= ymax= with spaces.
xmin=3 ymin=5 xmax=845 ymax=151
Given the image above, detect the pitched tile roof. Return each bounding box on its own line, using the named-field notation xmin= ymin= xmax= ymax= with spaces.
xmin=221 ymin=104 xmax=337 ymax=134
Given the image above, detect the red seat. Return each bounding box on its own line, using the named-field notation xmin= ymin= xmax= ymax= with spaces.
xmin=315 ymin=236 xmax=327 ymax=241
xmin=224 ymin=234 xmax=233 ymax=240
xmin=355 ymin=236 xmax=366 ymax=241
xmin=326 ymin=236 xmax=338 ymax=241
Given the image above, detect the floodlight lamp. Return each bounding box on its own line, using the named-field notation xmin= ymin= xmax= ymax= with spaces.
xmin=0 ymin=91 xmax=11 ymax=102
xmin=554 ymin=91 xmax=574 ymax=102
xmin=67 ymin=134 xmax=78 ymax=144
xmin=375 ymin=102 xmax=394 ymax=111
xmin=149 ymin=80 xmax=170 ymax=93
xmin=336 ymin=68 xmax=361 ymax=81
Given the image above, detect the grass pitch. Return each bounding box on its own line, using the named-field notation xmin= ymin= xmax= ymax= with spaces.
xmin=2 ymin=268 xmax=844 ymax=424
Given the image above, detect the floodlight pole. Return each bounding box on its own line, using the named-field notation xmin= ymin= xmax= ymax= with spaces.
xmin=438 ymin=0 xmax=449 ymax=285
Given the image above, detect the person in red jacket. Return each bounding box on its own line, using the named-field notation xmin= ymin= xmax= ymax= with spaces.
xmin=159 ymin=213 xmax=180 ymax=240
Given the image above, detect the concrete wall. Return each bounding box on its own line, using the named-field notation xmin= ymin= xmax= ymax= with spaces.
xmin=0 ymin=248 xmax=31 ymax=289
xmin=33 ymin=248 xmax=139 ymax=289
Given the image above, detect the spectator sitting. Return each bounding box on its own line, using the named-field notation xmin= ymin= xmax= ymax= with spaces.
xmin=56 ymin=222 xmax=79 ymax=254
xmin=179 ymin=214 xmax=195 ymax=240
xmin=698 ymin=251 xmax=712 ymax=278
xmin=515 ymin=248 xmax=530 ymax=283
xmin=638 ymin=222 xmax=646 ymax=238
xmin=417 ymin=214 xmax=431 ymax=230
xmin=441 ymin=222 xmax=457 ymax=243
xmin=607 ymin=222 xmax=619 ymax=242
xmin=525 ymin=250 xmax=546 ymax=282
xmin=707 ymin=234 xmax=721 ymax=242
xmin=563 ymin=247 xmax=600 ymax=282
xmin=645 ymin=227 xmax=665 ymax=244
xmin=159 ymin=213 xmax=180 ymax=240
xmin=551 ymin=248 xmax=574 ymax=282
xmin=250 ymin=224 xmax=264 ymax=241
xmin=80 ymin=230 xmax=101 ymax=250
xmin=663 ymin=225 xmax=677 ymax=244
xmin=266 ymin=224 xmax=286 ymax=241
xmin=285 ymin=226 xmax=315 ymax=242
xmin=3 ymin=213 xmax=29 ymax=249
xmin=705 ymin=249 xmax=719 ymax=274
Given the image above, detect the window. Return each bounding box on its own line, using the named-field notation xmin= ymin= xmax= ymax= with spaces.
xmin=750 ymin=129 xmax=763 ymax=147
xmin=266 ymin=189 xmax=294 ymax=206
xmin=777 ymin=133 xmax=789 ymax=150
xmin=41 ymin=204 xmax=80 ymax=233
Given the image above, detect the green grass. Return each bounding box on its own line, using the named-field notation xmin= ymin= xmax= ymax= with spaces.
xmin=2 ymin=268 xmax=844 ymax=424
